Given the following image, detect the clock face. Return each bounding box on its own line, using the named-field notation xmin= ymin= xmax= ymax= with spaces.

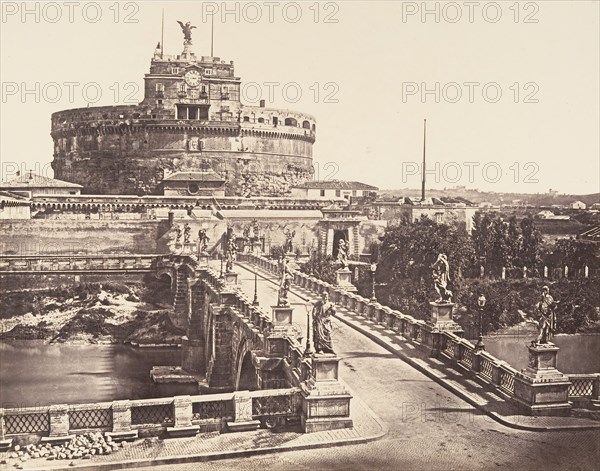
xmin=184 ymin=70 xmax=201 ymax=87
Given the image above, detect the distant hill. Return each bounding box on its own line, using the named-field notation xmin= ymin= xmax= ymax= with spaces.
xmin=381 ymin=188 xmax=600 ymax=207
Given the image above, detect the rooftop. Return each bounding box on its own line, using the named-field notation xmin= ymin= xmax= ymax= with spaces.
xmin=163 ymin=171 xmax=225 ymax=183
xmin=292 ymin=180 xmax=379 ymax=191
xmin=1 ymin=173 xmax=82 ymax=189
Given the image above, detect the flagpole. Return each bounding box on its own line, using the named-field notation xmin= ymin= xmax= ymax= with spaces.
xmin=161 ymin=9 xmax=164 ymax=58
xmin=421 ymin=118 xmax=427 ymax=202
xmin=211 ymin=13 xmax=214 ymax=56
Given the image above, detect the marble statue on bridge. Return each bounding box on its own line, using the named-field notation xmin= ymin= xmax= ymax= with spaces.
xmin=535 ymin=285 xmax=558 ymax=344
xmin=198 ymin=229 xmax=210 ymax=254
xmin=336 ymin=239 xmax=349 ymax=269
xmin=175 ymin=225 xmax=182 ymax=246
xmin=183 ymin=223 xmax=191 ymax=245
xmin=432 ymin=253 xmax=452 ymax=303
xmin=277 ymin=258 xmax=293 ymax=306
xmin=284 ymin=229 xmax=296 ymax=254
xmin=312 ymin=292 xmax=336 ymax=354
xmin=225 ymin=237 xmax=237 ymax=273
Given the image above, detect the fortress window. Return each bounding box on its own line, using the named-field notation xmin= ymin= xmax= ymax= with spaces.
xmin=257 ymin=118 xmax=264 ymax=123
xmin=302 ymin=120 xmax=310 ymax=129
xmin=176 ymin=104 xmax=209 ymax=120
xmin=312 ymin=124 xmax=316 ymax=131
xmin=243 ymin=116 xmax=250 ymax=122
xmin=273 ymin=117 xmax=278 ymax=126
xmin=284 ymin=118 xmax=297 ymax=126
xmin=156 ymin=83 xmax=165 ymax=92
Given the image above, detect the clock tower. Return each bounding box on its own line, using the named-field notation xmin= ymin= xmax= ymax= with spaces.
xmin=141 ymin=36 xmax=242 ymax=123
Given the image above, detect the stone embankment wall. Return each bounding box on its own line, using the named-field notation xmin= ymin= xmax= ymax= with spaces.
xmin=0 ymin=220 xmax=169 ymax=255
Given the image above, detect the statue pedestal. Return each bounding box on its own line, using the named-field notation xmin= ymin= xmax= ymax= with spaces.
xmin=335 ymin=268 xmax=357 ymax=293
xmin=271 ymin=305 xmax=293 ymax=325
xmin=513 ymin=343 xmax=571 ymax=416
xmin=223 ymin=272 xmax=239 ymax=287
xmin=197 ymin=253 xmax=210 ymax=266
xmin=301 ymin=354 xmax=353 ymax=433
xmin=252 ymin=241 xmax=262 ymax=255
xmin=422 ymin=302 xmax=463 ymax=356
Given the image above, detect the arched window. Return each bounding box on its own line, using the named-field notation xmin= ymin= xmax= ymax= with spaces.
xmin=284 ymin=117 xmax=297 ymax=126
xmin=243 ymin=116 xmax=250 ymax=122
xmin=302 ymin=120 xmax=310 ymax=129
xmin=257 ymin=117 xmax=265 ymax=123
xmin=312 ymin=124 xmax=316 ymax=131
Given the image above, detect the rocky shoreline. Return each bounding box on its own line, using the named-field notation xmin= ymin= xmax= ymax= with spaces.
xmin=0 ymin=282 xmax=184 ymax=345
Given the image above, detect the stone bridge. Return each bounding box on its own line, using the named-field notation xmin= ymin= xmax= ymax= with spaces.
xmin=0 ymin=252 xmax=353 ymax=433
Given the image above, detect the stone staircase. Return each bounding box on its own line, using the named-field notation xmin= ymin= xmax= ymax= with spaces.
xmin=172 ymin=269 xmax=188 ymax=329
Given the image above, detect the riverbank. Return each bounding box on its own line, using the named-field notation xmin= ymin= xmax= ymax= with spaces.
xmin=0 ymin=282 xmax=184 ymax=345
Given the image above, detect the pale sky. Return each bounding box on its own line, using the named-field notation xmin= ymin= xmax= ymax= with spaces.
xmin=1 ymin=1 xmax=599 ymax=195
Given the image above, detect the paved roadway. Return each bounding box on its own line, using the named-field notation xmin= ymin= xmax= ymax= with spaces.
xmin=147 ymin=262 xmax=599 ymax=471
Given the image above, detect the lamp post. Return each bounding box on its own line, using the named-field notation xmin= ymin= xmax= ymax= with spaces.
xmin=475 ymin=294 xmax=486 ymax=351
xmin=219 ymin=250 xmax=224 ymax=279
xmin=304 ymin=302 xmax=315 ymax=356
xmin=370 ymin=263 xmax=377 ymax=303
xmin=252 ymin=264 xmax=259 ymax=306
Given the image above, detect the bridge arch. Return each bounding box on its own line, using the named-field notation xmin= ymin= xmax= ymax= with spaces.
xmin=236 ymin=340 xmax=258 ymax=391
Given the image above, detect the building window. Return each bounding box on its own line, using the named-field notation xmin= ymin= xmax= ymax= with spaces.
xmin=177 ymin=104 xmax=209 ymax=120
xmin=188 ymin=183 xmax=200 ymax=195
xmin=157 ymin=99 xmax=163 ymax=105
xmin=155 ymin=83 xmax=164 ymax=92
xmin=320 ymin=189 xmax=325 ymax=197
xmin=435 ymin=213 xmax=443 ymax=223
xmin=352 ymin=190 xmax=357 ymax=197
xmin=243 ymin=116 xmax=250 ymax=122
xmin=178 ymin=82 xmax=187 ymax=94
xmin=273 ymin=117 xmax=278 ymax=126
xmin=171 ymin=67 xmax=180 ymax=74
xmin=204 ymin=69 xmax=212 ymax=75
xmin=257 ymin=117 xmax=264 ymax=123
xmin=335 ymin=189 xmax=341 ymax=197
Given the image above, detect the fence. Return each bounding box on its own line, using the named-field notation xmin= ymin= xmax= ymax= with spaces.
xmin=239 ymin=253 xmax=600 ymax=405
xmin=0 ymin=388 xmax=301 ymax=439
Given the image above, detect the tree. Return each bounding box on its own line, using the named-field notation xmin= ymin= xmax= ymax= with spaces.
xmin=519 ymin=216 xmax=543 ymax=270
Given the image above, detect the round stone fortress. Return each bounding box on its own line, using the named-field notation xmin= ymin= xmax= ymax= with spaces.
xmin=51 ymin=32 xmax=316 ymax=197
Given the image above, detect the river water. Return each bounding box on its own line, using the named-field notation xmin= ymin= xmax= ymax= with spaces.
xmin=0 ymin=341 xmax=198 ymax=409
xmin=482 ymin=332 xmax=600 ymax=373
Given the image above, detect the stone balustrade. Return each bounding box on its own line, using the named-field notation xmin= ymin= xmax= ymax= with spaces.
xmin=0 ymin=388 xmax=301 ymax=440
xmin=0 ymin=254 xmax=164 ymax=273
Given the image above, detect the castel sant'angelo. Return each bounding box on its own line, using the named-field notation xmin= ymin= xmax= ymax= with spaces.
xmin=50 ymin=21 xmax=316 ymax=197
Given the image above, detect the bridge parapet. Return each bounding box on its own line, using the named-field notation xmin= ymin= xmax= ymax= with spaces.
xmin=0 ymin=388 xmax=301 ymax=441
xmin=0 ymin=254 xmax=164 ymax=273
